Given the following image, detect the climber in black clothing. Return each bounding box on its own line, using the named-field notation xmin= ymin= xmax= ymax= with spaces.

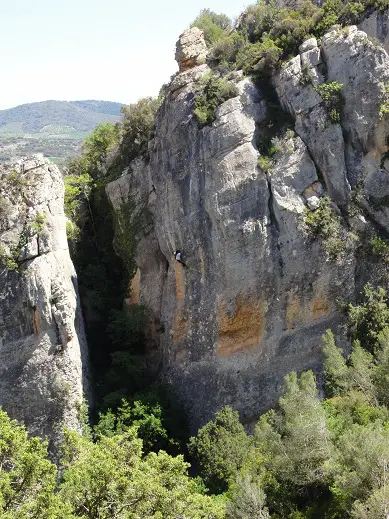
xmin=174 ymin=249 xmax=188 ymax=268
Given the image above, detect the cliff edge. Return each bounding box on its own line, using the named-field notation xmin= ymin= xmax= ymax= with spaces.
xmin=0 ymin=155 xmax=89 ymax=450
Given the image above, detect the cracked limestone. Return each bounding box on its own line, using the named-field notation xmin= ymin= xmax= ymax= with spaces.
xmin=106 ymin=28 xmax=357 ymax=431
xmin=0 ymin=155 xmax=89 ymax=452
xmin=107 ymin=23 xmax=389 ymax=432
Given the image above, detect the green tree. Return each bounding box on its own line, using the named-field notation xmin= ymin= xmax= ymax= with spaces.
xmin=0 ymin=407 xmax=71 ymax=519
xmin=119 ymin=97 xmax=159 ymax=166
xmin=253 ymin=372 xmax=333 ymax=517
xmin=188 ymin=406 xmax=253 ymax=493
xmin=330 ymin=422 xmax=389 ymax=511
xmin=227 ymin=474 xmax=270 ymax=519
xmin=347 ymin=284 xmax=389 ymax=353
xmin=94 ymin=399 xmax=169 ymax=453
xmin=60 ymin=428 xmax=225 ymax=518
xmin=191 ymin=9 xmax=231 ymax=46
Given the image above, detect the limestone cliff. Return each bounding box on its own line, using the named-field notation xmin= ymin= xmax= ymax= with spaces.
xmin=0 ymin=156 xmax=88 ymax=450
xmin=106 ymin=24 xmax=389 ymax=430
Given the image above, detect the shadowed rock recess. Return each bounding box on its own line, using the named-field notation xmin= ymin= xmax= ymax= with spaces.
xmin=0 ymin=156 xmax=89 ymax=450
xmin=106 ymin=24 xmax=389 ymax=431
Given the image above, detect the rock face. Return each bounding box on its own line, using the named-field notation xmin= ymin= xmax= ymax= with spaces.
xmin=106 ymin=26 xmax=389 ymax=430
xmin=0 ymin=156 xmax=89 ymax=450
xmin=359 ymin=8 xmax=389 ymax=53
xmin=175 ymin=27 xmax=208 ymax=72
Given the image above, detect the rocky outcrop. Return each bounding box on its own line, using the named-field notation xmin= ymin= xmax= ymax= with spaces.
xmin=0 ymin=156 xmax=88 ymax=451
xmin=175 ymin=27 xmax=208 ymax=72
xmin=106 ymin=25 xmax=389 ymax=431
xmin=360 ymin=8 xmax=389 ymax=54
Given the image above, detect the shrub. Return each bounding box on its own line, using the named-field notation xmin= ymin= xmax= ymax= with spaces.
xmin=379 ymin=84 xmax=389 ymax=119
xmin=347 ymin=284 xmax=389 ymax=352
xmin=236 ymin=38 xmax=283 ymax=75
xmin=258 ymin=155 xmax=274 ymax=173
xmin=119 ymin=97 xmax=160 ymax=166
xmin=191 ymin=8 xmax=231 ymax=46
xmin=0 ymin=244 xmax=18 ymax=271
xmin=188 ymin=406 xmax=253 ymax=493
xmin=367 ymin=235 xmax=389 ymax=262
xmin=304 ymin=196 xmax=347 ymax=260
xmin=209 ymin=32 xmax=245 ymax=68
xmin=193 ymin=73 xmax=239 ymax=127
xmin=315 ymin=81 xmax=343 ymax=123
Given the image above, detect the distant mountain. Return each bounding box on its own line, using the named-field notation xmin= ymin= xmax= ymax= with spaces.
xmin=0 ymin=99 xmax=125 ymax=166
xmin=0 ymin=100 xmax=124 ymax=134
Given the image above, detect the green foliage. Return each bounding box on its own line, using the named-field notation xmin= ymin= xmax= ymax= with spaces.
xmin=188 ymin=407 xmax=253 ymax=493
xmin=194 ymin=73 xmax=239 ymax=127
xmin=258 ymin=155 xmax=273 ymax=173
xmin=322 ymin=330 xmax=349 ymax=396
xmin=119 ymin=97 xmax=159 ymax=166
xmin=379 ymin=84 xmax=389 ymax=119
xmin=0 ymin=407 xmax=69 ymax=518
xmin=94 ymin=399 xmax=169 ymax=453
xmin=304 ymin=196 xmax=347 ymax=260
xmin=191 ymin=9 xmax=231 ymax=46
xmin=368 ymin=234 xmax=389 ymax=262
xmin=208 ymin=33 xmax=245 ymax=70
xmin=0 ymin=406 xmax=224 ymax=518
xmin=236 ymin=38 xmax=283 ymax=75
xmin=256 ymin=372 xmax=332 ymax=489
xmin=226 ymin=474 xmax=270 ymax=519
xmin=347 ymin=284 xmax=389 ymax=353
xmin=0 ymin=245 xmax=18 ymax=271
xmin=314 ymin=81 xmax=343 ymax=123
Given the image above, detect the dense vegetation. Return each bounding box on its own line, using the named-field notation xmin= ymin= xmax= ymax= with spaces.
xmin=3 ymin=286 xmax=389 ymax=517
xmin=62 ymin=99 xmax=187 ymax=448
xmin=195 ymin=0 xmax=386 ymax=76
xmin=55 ymin=2 xmax=389 ymax=518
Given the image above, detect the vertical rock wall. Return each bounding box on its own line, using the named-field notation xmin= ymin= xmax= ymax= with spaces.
xmin=0 ymin=156 xmax=89 ymax=450
xmin=106 ymin=25 xmax=389 ymax=430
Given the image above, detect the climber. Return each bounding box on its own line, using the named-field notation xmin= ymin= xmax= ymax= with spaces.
xmin=174 ymin=249 xmax=188 ymax=268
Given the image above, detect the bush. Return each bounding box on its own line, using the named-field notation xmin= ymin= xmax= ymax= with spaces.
xmin=315 ymin=81 xmax=343 ymax=123
xmin=304 ymin=196 xmax=347 ymax=260
xmin=367 ymin=235 xmax=389 ymax=262
xmin=119 ymin=97 xmax=159 ymax=166
xmin=347 ymin=284 xmax=389 ymax=353
xmin=379 ymin=84 xmax=389 ymax=119
xmin=193 ymin=73 xmax=239 ymax=127
xmin=191 ymin=9 xmax=231 ymax=46
xmin=209 ymin=32 xmax=245 ymax=69
xmin=188 ymin=406 xmax=253 ymax=493
xmin=236 ymin=38 xmax=283 ymax=75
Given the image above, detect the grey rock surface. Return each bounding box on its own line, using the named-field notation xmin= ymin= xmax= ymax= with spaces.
xmin=0 ymin=156 xmax=89 ymax=451
xmin=359 ymin=9 xmax=389 ymax=54
xmin=175 ymin=27 xmax=208 ymax=73
xmin=106 ymin=19 xmax=389 ymax=432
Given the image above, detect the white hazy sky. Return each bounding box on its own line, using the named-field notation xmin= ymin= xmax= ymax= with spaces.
xmin=0 ymin=0 xmax=247 ymax=110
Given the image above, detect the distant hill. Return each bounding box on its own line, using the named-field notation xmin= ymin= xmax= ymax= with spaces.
xmin=0 ymin=99 xmax=125 ymax=166
xmin=0 ymin=100 xmax=124 ymax=134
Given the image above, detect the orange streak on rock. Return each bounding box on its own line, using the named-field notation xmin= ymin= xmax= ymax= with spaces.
xmin=130 ymin=269 xmax=141 ymax=305
xmin=174 ymin=260 xmax=185 ymax=303
xmin=33 ymin=308 xmax=40 ymax=338
xmin=286 ymin=291 xmax=332 ymax=330
xmin=216 ymin=296 xmax=266 ymax=357
xmin=172 ymin=311 xmax=189 ymax=344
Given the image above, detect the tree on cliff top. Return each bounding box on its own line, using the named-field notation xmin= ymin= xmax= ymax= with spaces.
xmin=191 ymin=9 xmax=232 ymax=45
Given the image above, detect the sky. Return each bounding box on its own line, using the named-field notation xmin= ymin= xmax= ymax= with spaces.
xmin=0 ymin=0 xmax=247 ymax=110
